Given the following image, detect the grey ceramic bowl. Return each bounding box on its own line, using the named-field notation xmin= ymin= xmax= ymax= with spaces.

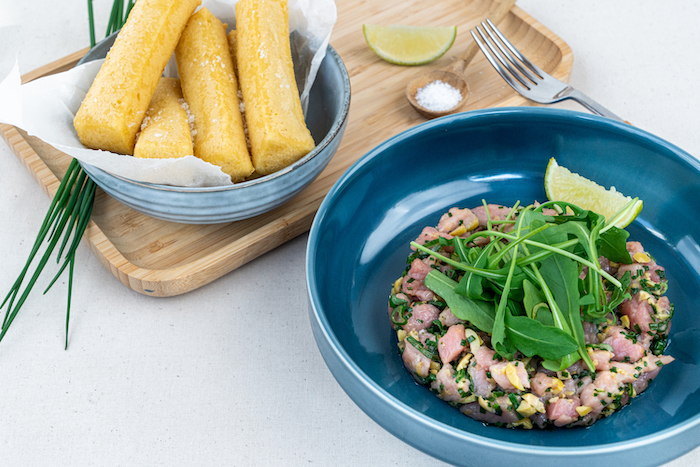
xmin=307 ymin=108 xmax=700 ymax=466
xmin=77 ymin=32 xmax=350 ymax=224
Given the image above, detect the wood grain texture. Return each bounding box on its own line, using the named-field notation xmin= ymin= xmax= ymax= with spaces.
xmin=0 ymin=0 xmax=572 ymax=297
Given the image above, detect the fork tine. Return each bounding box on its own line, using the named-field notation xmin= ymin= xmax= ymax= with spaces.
xmin=480 ymin=21 xmax=540 ymax=84
xmin=469 ymin=29 xmax=530 ymax=95
xmin=473 ymin=25 xmax=532 ymax=90
xmin=484 ymin=18 xmax=547 ymax=80
xmin=473 ymin=18 xmax=625 ymax=122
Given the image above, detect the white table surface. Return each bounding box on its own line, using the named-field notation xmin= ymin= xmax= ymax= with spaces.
xmin=1 ymin=1 xmax=699 ymax=466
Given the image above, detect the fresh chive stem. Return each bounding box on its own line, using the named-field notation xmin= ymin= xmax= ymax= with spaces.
xmin=56 ymin=172 xmax=88 ymax=260
xmin=65 ymin=256 xmax=74 ymax=350
xmin=601 ymin=198 xmax=639 ymax=234
xmin=87 ymin=0 xmax=96 ymax=47
xmin=487 ymin=222 xmax=551 ymax=269
xmin=105 ymin=0 xmax=119 ymax=37
xmin=46 ymin=178 xmax=96 ymax=295
xmin=410 ymin=242 xmax=505 ymax=280
xmin=516 ymin=239 xmax=578 ymax=267
xmin=125 ymin=0 xmax=136 ymax=19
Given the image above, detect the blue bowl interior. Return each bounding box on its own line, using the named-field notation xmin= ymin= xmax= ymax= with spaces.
xmin=309 ymin=108 xmax=700 ymax=450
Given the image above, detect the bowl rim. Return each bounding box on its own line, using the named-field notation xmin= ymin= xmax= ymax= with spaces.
xmin=77 ymin=33 xmax=351 ymax=193
xmin=306 ymin=106 xmax=700 ymax=457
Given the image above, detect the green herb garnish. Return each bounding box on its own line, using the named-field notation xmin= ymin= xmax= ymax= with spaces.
xmin=414 ymin=199 xmax=639 ymax=372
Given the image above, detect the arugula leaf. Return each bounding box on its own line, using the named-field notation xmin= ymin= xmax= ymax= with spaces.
xmin=455 ymin=242 xmax=491 ymax=300
xmin=522 ymin=279 xmax=544 ymax=319
xmin=494 ymin=338 xmax=516 ymax=361
xmin=583 ymin=266 xmax=632 ymax=323
xmin=505 ymin=313 xmax=579 ymax=360
xmin=538 ymin=250 xmax=595 ymax=371
xmin=597 ymin=226 xmax=633 ymax=264
xmin=525 ymin=218 xmax=595 ymax=371
xmin=486 ymin=265 xmax=527 ymax=290
xmin=527 ymin=221 xmax=580 ymax=321
xmin=536 ymin=201 xmax=604 ymax=231
xmin=533 ymin=306 xmax=555 ymax=326
xmin=542 ymin=356 xmax=576 ymax=372
xmin=578 ymin=293 xmax=595 ymax=306
xmin=606 ymin=270 xmax=632 ymax=310
xmin=522 ymin=280 xmax=555 ymax=326
xmin=539 ymin=254 xmax=579 ymax=321
xmin=452 ymin=237 xmax=470 ymax=264
xmin=423 ymin=270 xmax=495 ymax=333
xmin=534 ymin=214 xmax=597 ymax=262
xmin=507 ymin=295 xmax=526 ymax=317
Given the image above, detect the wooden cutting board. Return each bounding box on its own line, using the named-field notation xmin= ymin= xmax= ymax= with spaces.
xmin=0 ymin=0 xmax=572 ymax=297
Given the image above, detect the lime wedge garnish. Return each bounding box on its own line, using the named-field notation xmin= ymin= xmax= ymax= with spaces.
xmin=362 ymin=24 xmax=457 ymax=66
xmin=544 ymin=158 xmax=642 ymax=228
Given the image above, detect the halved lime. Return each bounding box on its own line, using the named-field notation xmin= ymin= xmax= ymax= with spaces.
xmin=362 ymin=24 xmax=457 ymax=66
xmin=544 ymin=158 xmax=642 ymax=228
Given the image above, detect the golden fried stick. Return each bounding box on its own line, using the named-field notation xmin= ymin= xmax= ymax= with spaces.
xmin=74 ymin=0 xmax=200 ymax=155
xmin=227 ymin=30 xmax=239 ymax=77
xmin=235 ymin=0 xmax=316 ymax=176
xmin=175 ymin=7 xmax=254 ymax=182
xmin=134 ymin=78 xmax=193 ymax=159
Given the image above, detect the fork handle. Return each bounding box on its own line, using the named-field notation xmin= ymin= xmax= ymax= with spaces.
xmin=566 ymin=89 xmax=625 ymax=122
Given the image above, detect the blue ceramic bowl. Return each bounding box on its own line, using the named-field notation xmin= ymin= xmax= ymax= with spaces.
xmin=77 ymin=33 xmax=350 ymax=224
xmin=306 ymin=108 xmax=700 ymax=466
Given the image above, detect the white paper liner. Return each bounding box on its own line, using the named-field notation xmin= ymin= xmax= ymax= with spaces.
xmin=0 ymin=0 xmax=337 ymax=187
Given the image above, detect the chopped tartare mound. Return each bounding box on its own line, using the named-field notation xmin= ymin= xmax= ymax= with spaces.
xmin=388 ymin=202 xmax=674 ymax=429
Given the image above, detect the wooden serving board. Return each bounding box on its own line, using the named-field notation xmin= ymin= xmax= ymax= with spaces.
xmin=0 ymin=0 xmax=572 ymax=297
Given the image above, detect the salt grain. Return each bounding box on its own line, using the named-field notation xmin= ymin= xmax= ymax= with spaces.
xmin=415 ymin=80 xmax=462 ymax=112
xmin=140 ymin=116 xmax=151 ymax=131
xmin=180 ymin=98 xmax=197 ymax=141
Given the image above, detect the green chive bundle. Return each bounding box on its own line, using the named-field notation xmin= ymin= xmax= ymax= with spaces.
xmin=1 ymin=160 xmax=95 ymax=348
xmin=101 ymin=0 xmax=136 ymax=47
xmin=0 ymin=1 xmax=135 ymax=348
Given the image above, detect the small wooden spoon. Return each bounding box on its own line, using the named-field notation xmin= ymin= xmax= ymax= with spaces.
xmin=406 ymin=0 xmax=517 ymax=119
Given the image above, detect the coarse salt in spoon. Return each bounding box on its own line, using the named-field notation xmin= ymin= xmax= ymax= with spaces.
xmin=406 ymin=0 xmax=518 ymax=119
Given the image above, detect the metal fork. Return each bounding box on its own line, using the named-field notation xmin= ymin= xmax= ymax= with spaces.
xmin=471 ymin=18 xmax=623 ymax=122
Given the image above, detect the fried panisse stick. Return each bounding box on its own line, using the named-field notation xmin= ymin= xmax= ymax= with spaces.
xmin=176 ymin=7 xmax=254 ymax=182
xmin=74 ymin=0 xmax=201 ymax=155
xmin=235 ymin=0 xmax=316 ymax=176
xmin=134 ymin=78 xmax=194 ymax=159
